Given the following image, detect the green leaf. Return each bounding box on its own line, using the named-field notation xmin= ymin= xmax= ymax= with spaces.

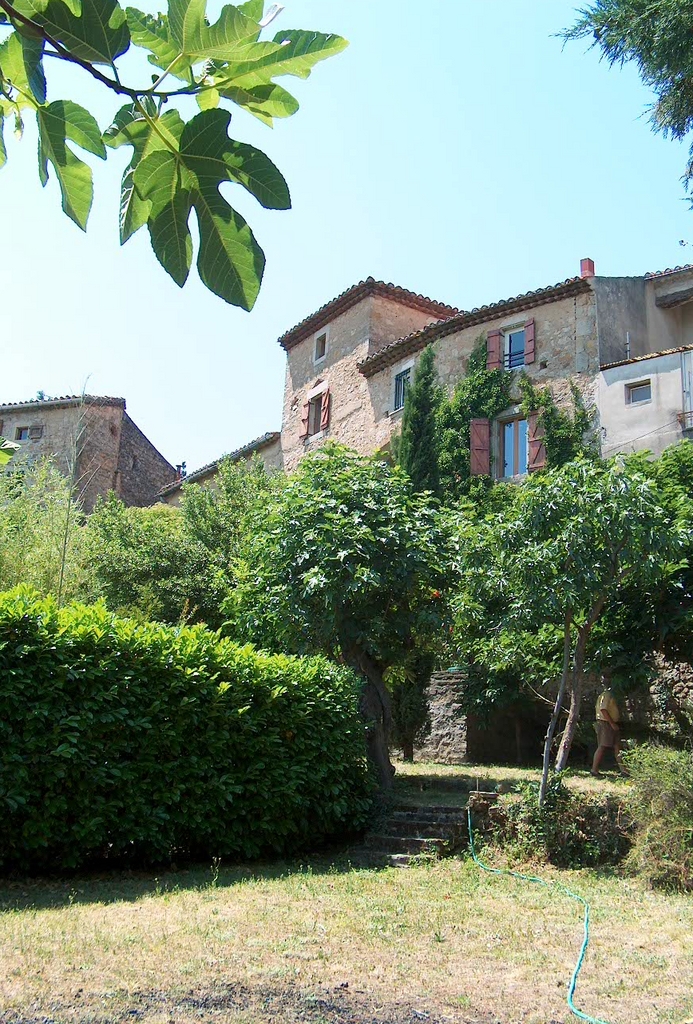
xmin=0 ymin=436 xmax=21 ymax=465
xmin=37 ymin=100 xmax=106 ymax=230
xmin=134 ymin=108 xmax=282 ymax=308
xmin=104 ymin=103 xmax=184 ymax=243
xmin=237 ymin=0 xmax=263 ymax=22
xmin=0 ymin=31 xmax=46 ymax=106
xmin=167 ymin=0 xmax=260 ymax=61
xmin=196 ymin=86 xmax=220 ymax=111
xmin=214 ymin=81 xmax=298 ymax=126
xmin=214 ymin=29 xmax=348 ymax=86
xmin=125 ymin=7 xmax=190 ymax=80
xmin=13 ymin=0 xmax=129 ymax=65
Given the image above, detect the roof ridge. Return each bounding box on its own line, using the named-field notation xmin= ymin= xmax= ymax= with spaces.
xmin=278 ymin=277 xmax=458 ymax=352
xmin=358 ymin=276 xmax=590 ymax=377
xmin=0 ymin=394 xmax=126 ymax=410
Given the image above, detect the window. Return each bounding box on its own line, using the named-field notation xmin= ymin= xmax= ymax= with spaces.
xmin=15 ymin=426 xmax=29 ymax=441
xmin=299 ymin=385 xmax=331 ymax=439
xmin=394 ymin=367 xmax=411 ymax=411
xmin=308 ymin=393 xmax=323 ymax=435
xmin=28 ymin=425 xmax=43 ymax=440
xmin=501 ymin=418 xmax=528 ymax=477
xmin=626 ymin=380 xmax=651 ymax=404
xmin=504 ymin=328 xmax=526 ymax=369
xmin=314 ymin=331 xmax=327 ymax=363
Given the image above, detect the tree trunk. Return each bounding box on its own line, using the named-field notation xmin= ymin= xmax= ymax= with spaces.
xmin=343 ymin=644 xmax=394 ymax=791
xmin=402 ymin=739 xmax=414 ymax=763
xmin=539 ymin=613 xmax=572 ymax=808
xmin=554 ymin=596 xmax=606 ymax=772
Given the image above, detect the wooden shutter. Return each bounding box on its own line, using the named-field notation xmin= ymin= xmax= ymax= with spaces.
xmin=470 ymin=418 xmax=491 ymax=476
xmin=486 ymin=330 xmax=502 ymax=371
xmin=320 ymin=387 xmax=331 ymax=431
xmin=524 ymin=319 xmax=536 ymax=365
xmin=527 ymin=411 xmax=546 ymax=472
xmin=299 ymin=401 xmax=310 ymax=439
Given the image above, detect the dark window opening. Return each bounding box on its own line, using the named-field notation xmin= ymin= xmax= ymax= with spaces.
xmin=394 ymin=368 xmax=411 ymax=411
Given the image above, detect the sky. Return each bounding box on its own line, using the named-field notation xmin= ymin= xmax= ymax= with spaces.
xmin=2 ymin=0 xmax=692 ymax=473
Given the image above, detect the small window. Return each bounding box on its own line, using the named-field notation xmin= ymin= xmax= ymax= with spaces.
xmin=314 ymin=332 xmax=327 ymax=362
xmin=394 ymin=368 xmax=411 ymax=411
xmin=626 ymin=381 xmax=651 ymax=404
xmin=28 ymin=425 xmax=43 ymax=440
xmin=504 ymin=328 xmax=526 ymax=369
xmin=307 ymin=394 xmax=323 ymax=435
xmin=501 ymin=418 xmax=528 ymax=477
xmin=15 ymin=426 xmax=29 ymax=441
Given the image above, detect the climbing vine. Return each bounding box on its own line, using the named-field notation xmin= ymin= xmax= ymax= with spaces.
xmin=437 ymin=334 xmax=512 ymax=503
xmin=518 ymin=374 xmax=595 ymax=469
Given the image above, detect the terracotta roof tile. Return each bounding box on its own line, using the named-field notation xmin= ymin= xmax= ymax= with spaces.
xmin=644 ymin=264 xmax=693 ymax=279
xmin=160 ymin=431 xmax=280 ymax=496
xmin=358 ymin=276 xmax=591 ymax=378
xmin=0 ymin=394 xmax=126 ymax=412
xmin=277 ymin=277 xmax=458 ymax=352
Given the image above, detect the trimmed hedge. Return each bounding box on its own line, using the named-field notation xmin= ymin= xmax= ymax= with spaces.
xmin=0 ymin=588 xmax=374 ymax=872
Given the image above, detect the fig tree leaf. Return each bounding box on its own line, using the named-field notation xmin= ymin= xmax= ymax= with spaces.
xmin=134 ymin=108 xmax=282 ymax=307
xmin=125 ymin=8 xmax=191 ymax=80
xmin=0 ymin=436 xmax=21 ymax=465
xmin=13 ymin=0 xmax=129 ymax=65
xmin=37 ymin=100 xmax=106 ymax=230
xmin=104 ymin=103 xmax=184 ymax=242
xmin=214 ymin=29 xmax=348 ymax=86
xmin=214 ymin=81 xmax=298 ymax=125
xmin=167 ymin=0 xmax=260 ymax=61
xmin=196 ymin=86 xmax=220 ymax=111
xmin=0 ymin=31 xmax=46 ymax=106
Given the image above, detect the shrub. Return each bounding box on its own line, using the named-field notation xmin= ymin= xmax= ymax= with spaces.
xmin=0 ymin=588 xmax=374 ymax=873
xmin=625 ymin=743 xmax=693 ymax=891
xmin=496 ymin=774 xmax=631 ymax=868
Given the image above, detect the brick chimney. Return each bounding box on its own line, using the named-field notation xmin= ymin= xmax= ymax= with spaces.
xmin=580 ymin=257 xmax=595 ymax=279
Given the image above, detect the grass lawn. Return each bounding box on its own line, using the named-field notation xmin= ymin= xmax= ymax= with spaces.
xmin=0 ymin=763 xmax=691 ymax=1024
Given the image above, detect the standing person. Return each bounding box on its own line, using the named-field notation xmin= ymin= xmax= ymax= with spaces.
xmin=591 ymin=679 xmax=624 ymax=776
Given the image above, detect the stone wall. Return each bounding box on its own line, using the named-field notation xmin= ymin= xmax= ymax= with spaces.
xmin=415 ymin=672 xmax=468 ymax=763
xmin=116 ymin=413 xmax=177 ymax=508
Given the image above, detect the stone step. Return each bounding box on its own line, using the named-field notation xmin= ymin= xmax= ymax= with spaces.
xmin=389 ymin=808 xmax=466 ymax=824
xmin=381 ymin=818 xmax=466 ymax=839
xmin=390 ymin=803 xmax=468 ymax=817
xmin=363 ymin=834 xmax=448 ymax=855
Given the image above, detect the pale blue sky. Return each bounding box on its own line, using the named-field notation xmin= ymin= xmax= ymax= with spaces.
xmin=2 ymin=1 xmax=691 ymax=472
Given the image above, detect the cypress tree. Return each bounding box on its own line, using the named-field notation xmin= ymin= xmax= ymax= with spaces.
xmin=398 ymin=344 xmax=441 ymax=494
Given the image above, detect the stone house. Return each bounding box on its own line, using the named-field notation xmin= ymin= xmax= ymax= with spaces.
xmin=167 ymin=259 xmax=693 ymax=501
xmin=160 ymin=431 xmax=282 ymax=506
xmin=0 ymin=395 xmax=176 ymax=512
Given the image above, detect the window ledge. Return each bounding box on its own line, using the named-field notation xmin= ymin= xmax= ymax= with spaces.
xmin=304 ymin=430 xmax=324 ymax=445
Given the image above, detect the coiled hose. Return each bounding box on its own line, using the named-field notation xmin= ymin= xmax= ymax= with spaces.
xmin=467 ymin=807 xmax=612 ymax=1024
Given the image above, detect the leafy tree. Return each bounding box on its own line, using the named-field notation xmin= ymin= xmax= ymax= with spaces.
xmin=0 ymin=457 xmax=84 ymax=601
xmin=229 ymin=443 xmax=453 ymax=788
xmin=565 ymin=0 xmax=693 ymax=183
xmin=398 ymin=344 xmax=441 ymax=495
xmin=0 ymin=1 xmax=346 ymax=307
xmin=388 ymin=651 xmax=434 ymax=762
xmin=81 ymin=494 xmax=221 ymax=624
xmin=452 ymin=456 xmax=686 ymax=805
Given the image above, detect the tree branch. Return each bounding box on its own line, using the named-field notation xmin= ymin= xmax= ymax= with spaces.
xmin=0 ymin=0 xmax=201 ymax=100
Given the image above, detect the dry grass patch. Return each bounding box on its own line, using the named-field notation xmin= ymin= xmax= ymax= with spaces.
xmin=1 ymin=850 xmax=691 ymax=1024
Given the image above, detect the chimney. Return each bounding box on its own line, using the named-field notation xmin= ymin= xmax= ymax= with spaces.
xmin=580 ymin=257 xmax=595 ymax=279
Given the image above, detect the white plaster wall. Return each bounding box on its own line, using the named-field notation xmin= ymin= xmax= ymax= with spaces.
xmin=599 ymin=353 xmax=685 ymax=459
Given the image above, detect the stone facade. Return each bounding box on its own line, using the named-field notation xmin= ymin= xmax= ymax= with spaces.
xmin=0 ymin=396 xmax=176 ymax=512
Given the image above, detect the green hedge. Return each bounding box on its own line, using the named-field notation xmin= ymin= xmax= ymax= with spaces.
xmin=0 ymin=588 xmax=374 ymax=872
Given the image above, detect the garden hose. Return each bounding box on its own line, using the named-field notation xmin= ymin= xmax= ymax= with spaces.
xmin=466 ymin=808 xmax=612 ymax=1024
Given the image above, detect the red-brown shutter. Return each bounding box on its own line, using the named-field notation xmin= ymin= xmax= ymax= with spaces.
xmin=486 ymin=330 xmax=502 ymax=371
xmin=320 ymin=387 xmax=331 ymax=431
xmin=524 ymin=319 xmax=536 ymax=365
xmin=299 ymin=401 xmax=310 ymax=439
xmin=470 ymin=418 xmax=491 ymax=476
xmin=527 ymin=411 xmax=546 ymax=472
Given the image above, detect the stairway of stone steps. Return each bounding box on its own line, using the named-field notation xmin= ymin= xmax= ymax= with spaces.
xmin=357 ymin=802 xmax=470 ymax=868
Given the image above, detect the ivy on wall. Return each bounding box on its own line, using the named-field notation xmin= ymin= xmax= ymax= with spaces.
xmin=518 ymin=373 xmax=595 ymax=469
xmin=437 ymin=335 xmax=512 ymax=502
